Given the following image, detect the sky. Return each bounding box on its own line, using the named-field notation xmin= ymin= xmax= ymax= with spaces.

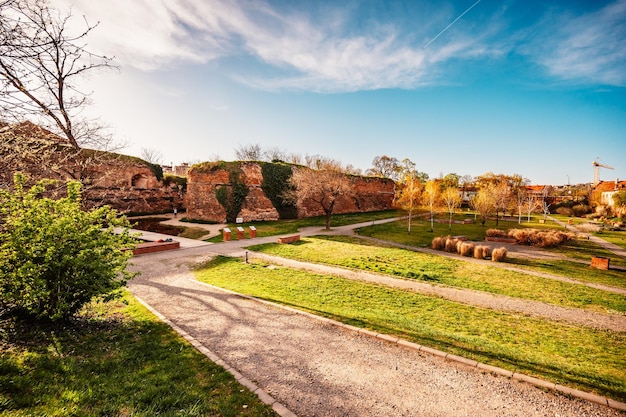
xmin=50 ymin=0 xmax=626 ymax=185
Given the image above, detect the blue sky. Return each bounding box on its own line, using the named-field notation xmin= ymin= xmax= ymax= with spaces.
xmin=53 ymin=0 xmax=625 ymax=185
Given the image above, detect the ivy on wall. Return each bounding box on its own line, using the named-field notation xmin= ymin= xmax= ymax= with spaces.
xmin=215 ymin=165 xmax=249 ymax=223
xmin=261 ymin=162 xmax=298 ymax=219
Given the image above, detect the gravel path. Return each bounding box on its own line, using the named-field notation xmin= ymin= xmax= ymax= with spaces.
xmin=128 ymin=248 xmax=624 ymax=417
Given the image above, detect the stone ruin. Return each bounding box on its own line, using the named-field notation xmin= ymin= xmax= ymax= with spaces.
xmin=184 ymin=161 xmax=396 ymax=223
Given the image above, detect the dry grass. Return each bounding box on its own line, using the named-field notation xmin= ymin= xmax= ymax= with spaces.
xmin=445 ymin=237 xmax=460 ymax=252
xmin=492 ymin=247 xmax=508 ymax=262
xmin=432 ymin=236 xmax=447 ymax=250
xmin=459 ymin=242 xmax=475 ymax=257
xmin=487 ymin=228 xmax=575 ymax=248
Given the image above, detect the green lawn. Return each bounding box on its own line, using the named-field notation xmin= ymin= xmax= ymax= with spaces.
xmin=356 ymin=214 xmax=560 ymax=247
xmin=594 ymin=229 xmax=626 ymax=250
xmin=0 ymin=292 xmax=277 ymax=417
xmin=194 ymin=256 xmax=626 ymax=402
xmin=248 ymin=236 xmax=626 ymax=312
xmin=354 ymin=217 xmax=626 ymax=279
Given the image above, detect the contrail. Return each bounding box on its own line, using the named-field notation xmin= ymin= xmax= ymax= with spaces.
xmin=424 ymin=0 xmax=481 ymax=48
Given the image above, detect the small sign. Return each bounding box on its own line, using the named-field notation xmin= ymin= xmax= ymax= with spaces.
xmin=236 ymin=217 xmax=244 ymax=224
xmin=249 ymin=226 xmax=256 ymax=231
xmin=237 ymin=227 xmax=244 ymax=232
xmin=223 ymin=228 xmax=231 ymax=233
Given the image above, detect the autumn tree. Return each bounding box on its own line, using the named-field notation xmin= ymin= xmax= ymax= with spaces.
xmin=394 ymin=173 xmax=423 ymax=233
xmin=471 ymin=184 xmax=496 ymax=227
xmin=1 ymin=0 xmax=117 ymax=150
xmin=440 ymin=173 xmax=461 ymax=189
xmin=613 ymin=190 xmax=626 ymax=218
xmin=441 ymin=186 xmax=462 ymax=230
xmin=422 ymin=179 xmax=441 ymax=232
xmin=492 ymin=182 xmax=512 ymax=226
xmin=284 ymin=163 xmax=352 ymax=230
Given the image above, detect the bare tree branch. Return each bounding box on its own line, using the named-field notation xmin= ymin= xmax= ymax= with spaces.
xmin=0 ymin=0 xmax=118 ymax=149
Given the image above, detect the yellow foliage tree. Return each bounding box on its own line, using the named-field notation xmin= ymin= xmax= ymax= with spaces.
xmin=394 ymin=174 xmax=423 ymax=233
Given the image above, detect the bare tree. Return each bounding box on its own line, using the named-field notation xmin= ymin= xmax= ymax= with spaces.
xmin=441 ymin=186 xmax=462 ymax=230
xmin=284 ymin=164 xmax=352 ymax=230
xmin=422 ymin=179 xmax=441 ymax=232
xmin=366 ymin=155 xmax=401 ymax=181
xmin=234 ymin=143 xmax=263 ymax=161
xmin=140 ymin=147 xmax=163 ymax=165
xmin=1 ymin=0 xmax=117 ymax=149
xmin=263 ymin=146 xmax=287 ymax=162
xmin=523 ymin=193 xmax=540 ymax=222
xmin=304 ymin=154 xmax=344 ymax=171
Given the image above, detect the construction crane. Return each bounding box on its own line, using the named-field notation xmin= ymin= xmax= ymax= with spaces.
xmin=592 ymin=158 xmax=614 ymax=186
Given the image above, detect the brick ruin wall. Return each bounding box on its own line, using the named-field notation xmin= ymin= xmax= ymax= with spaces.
xmin=185 ymin=162 xmax=395 ymax=223
xmin=1 ymin=130 xmax=182 ymax=214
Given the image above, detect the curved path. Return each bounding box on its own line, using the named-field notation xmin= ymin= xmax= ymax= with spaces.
xmin=129 ymin=247 xmax=624 ymax=417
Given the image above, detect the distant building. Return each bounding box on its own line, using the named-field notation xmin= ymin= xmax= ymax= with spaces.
xmin=595 ymin=179 xmax=626 ymax=206
xmin=162 ymin=162 xmax=190 ymax=177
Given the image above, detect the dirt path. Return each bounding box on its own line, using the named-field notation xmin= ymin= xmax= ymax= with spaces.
xmin=129 ymin=249 xmax=624 ymax=417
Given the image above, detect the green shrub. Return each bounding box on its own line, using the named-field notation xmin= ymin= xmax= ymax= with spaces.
xmin=261 ymin=162 xmax=298 ymax=219
xmin=0 ymin=174 xmax=137 ymax=321
xmin=215 ymin=166 xmax=249 ymax=223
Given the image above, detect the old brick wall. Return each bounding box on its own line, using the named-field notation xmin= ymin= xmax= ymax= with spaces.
xmin=296 ymin=175 xmax=396 ymax=218
xmin=185 ymin=161 xmax=395 ymax=223
xmin=1 ymin=123 xmax=182 ymax=214
xmin=185 ymin=162 xmax=280 ymax=222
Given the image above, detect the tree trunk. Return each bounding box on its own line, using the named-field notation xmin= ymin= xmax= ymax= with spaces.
xmin=407 ymin=210 xmax=412 ymax=234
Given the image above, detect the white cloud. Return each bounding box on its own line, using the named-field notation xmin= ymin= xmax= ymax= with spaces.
xmin=51 ymin=0 xmax=499 ymax=91
xmin=524 ymin=0 xmax=626 ymax=86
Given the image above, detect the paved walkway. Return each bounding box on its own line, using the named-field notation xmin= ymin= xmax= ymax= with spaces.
xmin=550 ymin=216 xmax=626 ymax=259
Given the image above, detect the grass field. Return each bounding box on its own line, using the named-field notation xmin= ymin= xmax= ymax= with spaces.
xmin=0 ymin=292 xmax=277 ymax=417
xmin=194 ymin=256 xmax=626 ymax=402
xmin=248 ymin=235 xmax=626 ymax=311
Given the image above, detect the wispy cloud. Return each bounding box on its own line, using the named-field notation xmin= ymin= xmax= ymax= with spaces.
xmin=522 ymin=0 xmax=626 ymax=86
xmin=54 ymin=0 xmax=500 ymax=91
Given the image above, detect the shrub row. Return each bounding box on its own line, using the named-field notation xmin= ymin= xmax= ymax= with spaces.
xmin=486 ymin=228 xmax=575 ymax=248
xmin=432 ymin=236 xmax=505 ymax=262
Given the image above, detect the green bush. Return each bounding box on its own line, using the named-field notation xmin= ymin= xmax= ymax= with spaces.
xmin=0 ymin=174 xmax=137 ymax=321
xmin=261 ymin=162 xmax=297 ymax=219
xmin=215 ymin=166 xmax=249 ymax=223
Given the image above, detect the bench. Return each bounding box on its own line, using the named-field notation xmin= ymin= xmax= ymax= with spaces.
xmin=132 ymin=240 xmax=180 ymax=255
xmin=277 ymin=234 xmax=300 ymax=244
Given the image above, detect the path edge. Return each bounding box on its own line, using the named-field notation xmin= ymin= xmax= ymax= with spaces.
xmin=191 ymin=279 xmax=626 ymax=413
xmin=133 ymin=295 xmax=298 ymax=417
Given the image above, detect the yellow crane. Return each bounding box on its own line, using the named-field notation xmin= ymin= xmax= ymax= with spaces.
xmin=592 ymin=158 xmax=614 ymax=186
